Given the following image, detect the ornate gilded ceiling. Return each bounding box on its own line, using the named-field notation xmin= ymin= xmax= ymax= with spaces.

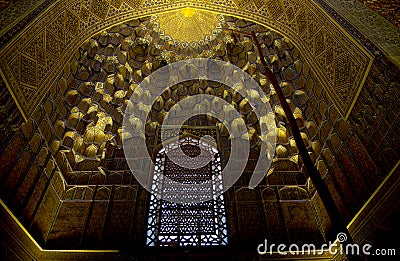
xmin=1 ymin=0 xmax=399 ymax=256
xmin=156 ymin=8 xmax=222 ymax=43
xmin=0 ymin=0 xmax=373 ymax=120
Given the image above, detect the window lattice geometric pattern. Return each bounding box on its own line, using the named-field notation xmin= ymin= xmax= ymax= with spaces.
xmin=146 ymin=136 xmax=228 ymax=246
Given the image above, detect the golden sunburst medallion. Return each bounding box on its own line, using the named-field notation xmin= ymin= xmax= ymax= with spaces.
xmin=156 ymin=8 xmax=220 ymax=43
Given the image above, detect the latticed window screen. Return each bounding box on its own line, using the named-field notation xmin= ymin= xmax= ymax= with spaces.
xmin=146 ymin=136 xmax=228 ymax=246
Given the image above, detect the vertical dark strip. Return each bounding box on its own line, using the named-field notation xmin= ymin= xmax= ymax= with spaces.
xmin=275 ymin=186 xmax=290 ymax=243
xmin=99 ymin=185 xmax=115 ymax=247
xmin=7 ymin=143 xmax=38 ymax=209
xmin=0 ymin=133 xmax=30 ymax=188
xmin=79 ymin=185 xmax=98 ymax=246
xmin=0 ymin=79 xmax=24 ymax=154
xmin=28 ymin=164 xmax=57 ymax=229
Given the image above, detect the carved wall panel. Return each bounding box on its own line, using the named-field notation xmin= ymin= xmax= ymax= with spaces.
xmin=321 ymin=0 xmax=400 ymax=66
xmin=349 ymin=56 xmax=400 ymax=176
xmin=360 ymin=0 xmax=400 ymax=28
xmin=0 ymin=0 xmax=50 ymax=36
xmin=235 ymin=188 xmax=268 ymax=245
xmin=0 ymin=95 xmax=141 ymax=248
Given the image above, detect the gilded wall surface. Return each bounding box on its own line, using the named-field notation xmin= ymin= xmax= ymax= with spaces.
xmin=322 ymin=0 xmax=400 ymax=67
xmin=349 ymin=56 xmax=400 ymax=176
xmin=360 ymin=0 xmax=400 ymax=28
xmin=0 ymin=78 xmax=23 ymax=147
xmin=0 ymin=0 xmax=372 ymax=120
xmin=0 ymin=0 xmax=17 ymax=12
xmin=0 ymin=0 xmax=399 ymax=259
xmin=0 ymin=12 xmax=381 ymax=251
xmin=0 ymin=0 xmax=50 ymax=37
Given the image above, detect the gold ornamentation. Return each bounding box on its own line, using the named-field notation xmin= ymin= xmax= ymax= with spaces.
xmin=0 ymin=0 xmax=373 ymax=120
xmin=125 ymin=0 xmax=144 ymax=9
xmin=20 ymin=55 xmax=36 ymax=88
xmin=65 ymin=9 xmax=80 ymax=37
xmin=111 ymin=0 xmax=124 ymax=9
xmin=156 ymin=8 xmax=219 ymax=43
xmin=90 ymin=0 xmax=110 ymax=20
xmin=264 ymin=0 xmax=284 ymax=20
xmin=232 ymin=0 xmax=248 ymax=9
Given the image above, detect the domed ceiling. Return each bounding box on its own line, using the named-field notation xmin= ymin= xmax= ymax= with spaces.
xmin=3 ymin=0 xmax=399 ymax=260
xmin=0 ymin=0 xmax=373 ymax=120
xmin=156 ymin=8 xmax=221 ymax=43
xmin=2 ymin=12 xmax=336 ymax=251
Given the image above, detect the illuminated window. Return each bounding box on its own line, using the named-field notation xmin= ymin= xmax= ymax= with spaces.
xmin=146 ymin=136 xmax=228 ymax=246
